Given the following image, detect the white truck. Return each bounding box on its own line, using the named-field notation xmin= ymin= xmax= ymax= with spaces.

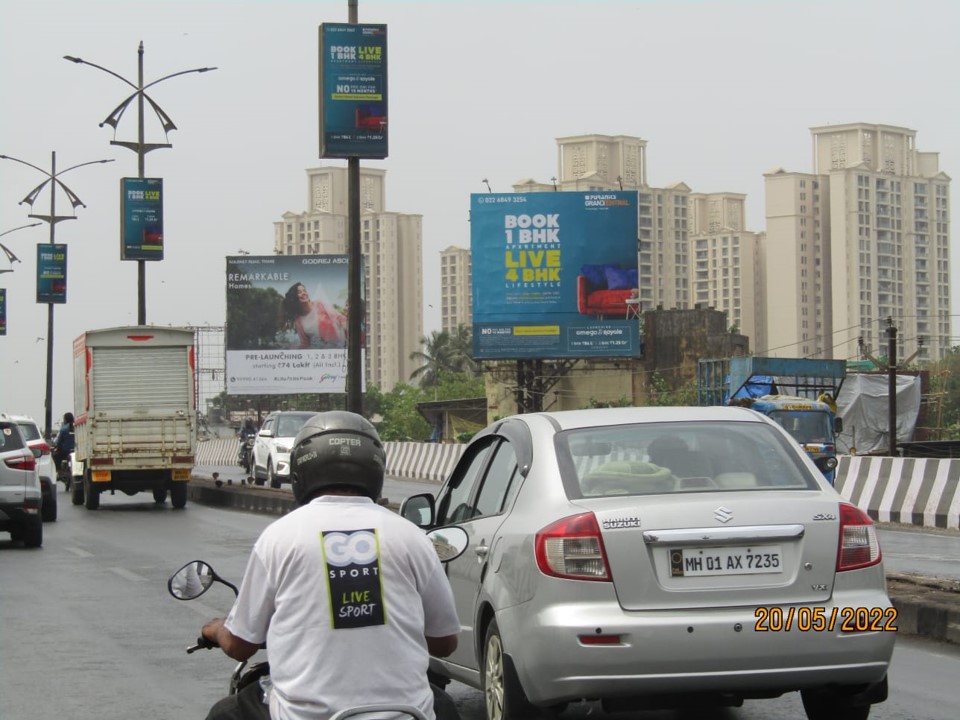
xmin=70 ymin=326 xmax=197 ymax=509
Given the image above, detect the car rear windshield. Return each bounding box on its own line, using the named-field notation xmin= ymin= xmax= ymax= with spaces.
xmin=1 ymin=423 xmax=27 ymax=452
xmin=556 ymin=421 xmax=818 ymax=498
xmin=277 ymin=414 xmax=313 ymax=437
xmin=16 ymin=421 xmax=42 ymax=442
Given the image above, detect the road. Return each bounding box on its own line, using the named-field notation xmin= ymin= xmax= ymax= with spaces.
xmin=1 ymin=487 xmax=959 ymax=720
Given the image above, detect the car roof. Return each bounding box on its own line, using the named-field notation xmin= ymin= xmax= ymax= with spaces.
xmin=517 ymin=405 xmax=764 ymax=431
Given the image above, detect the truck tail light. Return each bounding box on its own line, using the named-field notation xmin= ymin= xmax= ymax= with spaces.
xmin=836 ymin=503 xmax=882 ymax=571
xmin=535 ymin=512 xmax=611 ymax=582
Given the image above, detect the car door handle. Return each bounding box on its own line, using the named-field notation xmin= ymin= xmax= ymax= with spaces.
xmin=474 ymin=543 xmax=489 ymax=558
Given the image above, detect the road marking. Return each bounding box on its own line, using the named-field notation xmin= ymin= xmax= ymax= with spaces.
xmin=109 ymin=567 xmax=148 ymax=582
xmin=66 ymin=547 xmax=93 ymax=558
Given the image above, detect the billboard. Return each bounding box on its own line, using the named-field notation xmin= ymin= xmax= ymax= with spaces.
xmin=0 ymin=288 xmax=5 ymax=335
xmin=225 ymin=255 xmax=364 ymax=395
xmin=471 ymin=191 xmax=640 ymax=360
xmin=121 ymin=177 xmax=164 ymax=261
xmin=36 ymin=243 xmax=67 ymax=304
xmin=319 ymin=23 xmax=388 ymax=159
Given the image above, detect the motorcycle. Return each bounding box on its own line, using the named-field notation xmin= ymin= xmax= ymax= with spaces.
xmin=237 ymin=435 xmax=255 ymax=476
xmin=168 ymin=525 xmax=469 ymax=713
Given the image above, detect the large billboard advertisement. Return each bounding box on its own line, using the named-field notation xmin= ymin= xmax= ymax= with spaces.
xmin=319 ymin=23 xmax=388 ymax=159
xmin=120 ymin=177 xmax=164 ymax=261
xmin=36 ymin=243 xmax=67 ymax=304
xmin=471 ymin=191 xmax=640 ymax=360
xmin=225 ymin=255 xmax=363 ymax=395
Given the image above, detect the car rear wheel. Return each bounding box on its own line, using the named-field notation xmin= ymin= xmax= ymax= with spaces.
xmin=84 ymin=474 xmax=100 ymax=510
xmin=801 ymin=690 xmax=871 ymax=720
xmin=170 ymin=481 xmax=188 ymax=509
xmin=483 ymin=619 xmax=536 ymax=720
xmin=22 ymin=517 xmax=43 ymax=548
xmin=42 ymin=489 xmax=58 ymax=522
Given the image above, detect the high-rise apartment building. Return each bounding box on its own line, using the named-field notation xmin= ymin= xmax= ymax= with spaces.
xmin=273 ymin=166 xmax=423 ymax=391
xmin=689 ymin=192 xmax=765 ymax=350
xmin=439 ymin=245 xmax=472 ymax=334
xmin=765 ymin=123 xmax=951 ymax=362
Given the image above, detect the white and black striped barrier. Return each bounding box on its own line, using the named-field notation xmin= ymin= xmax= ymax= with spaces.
xmin=195 ymin=439 xmax=959 ymax=529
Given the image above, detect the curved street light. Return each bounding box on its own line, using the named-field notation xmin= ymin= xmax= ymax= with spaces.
xmin=0 ymin=152 xmax=114 ymax=438
xmin=64 ymin=43 xmax=217 ymax=325
xmin=0 ymin=223 xmax=42 ymax=274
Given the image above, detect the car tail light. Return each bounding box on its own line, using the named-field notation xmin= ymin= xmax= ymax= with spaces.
xmin=34 ymin=442 xmax=52 ymax=455
xmin=535 ymin=512 xmax=612 ymax=581
xmin=836 ymin=503 xmax=882 ymax=571
xmin=5 ymin=453 xmax=37 ymax=472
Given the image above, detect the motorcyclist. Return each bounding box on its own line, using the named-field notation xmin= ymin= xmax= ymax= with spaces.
xmin=238 ymin=417 xmax=257 ymax=469
xmin=201 ymin=411 xmax=461 ymax=720
xmin=52 ymin=412 xmax=75 ymax=482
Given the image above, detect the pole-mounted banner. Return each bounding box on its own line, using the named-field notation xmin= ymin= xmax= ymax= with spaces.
xmin=120 ymin=177 xmax=164 ymax=261
xmin=319 ymin=23 xmax=388 ymax=159
xmin=36 ymin=243 xmax=68 ymax=304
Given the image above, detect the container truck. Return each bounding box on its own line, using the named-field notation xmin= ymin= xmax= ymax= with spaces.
xmin=697 ymin=356 xmax=845 ymax=484
xmin=70 ymin=326 xmax=196 ymax=509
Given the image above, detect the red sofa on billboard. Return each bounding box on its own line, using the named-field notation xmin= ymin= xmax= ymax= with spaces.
xmin=576 ymin=263 xmax=638 ymax=318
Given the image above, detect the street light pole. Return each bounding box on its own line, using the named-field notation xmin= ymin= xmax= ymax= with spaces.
xmin=65 ymin=44 xmax=216 ymax=325
xmin=0 ymin=153 xmax=113 ymax=438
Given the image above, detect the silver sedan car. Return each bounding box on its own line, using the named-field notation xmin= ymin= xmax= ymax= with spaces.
xmin=401 ymin=406 xmax=894 ymax=720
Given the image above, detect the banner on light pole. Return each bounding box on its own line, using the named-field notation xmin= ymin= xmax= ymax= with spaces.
xmin=319 ymin=23 xmax=388 ymax=159
xmin=121 ymin=177 xmax=164 ymax=261
xmin=36 ymin=244 xmax=67 ymax=304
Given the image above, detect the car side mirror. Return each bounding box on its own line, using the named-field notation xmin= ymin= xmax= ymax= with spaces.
xmin=400 ymin=493 xmax=435 ymax=528
xmin=259 ymin=430 xmax=274 ymax=438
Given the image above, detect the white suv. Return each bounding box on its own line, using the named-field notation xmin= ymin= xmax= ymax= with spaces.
xmin=9 ymin=415 xmax=57 ymax=522
xmin=0 ymin=414 xmax=43 ymax=547
xmin=252 ymin=411 xmax=318 ymax=488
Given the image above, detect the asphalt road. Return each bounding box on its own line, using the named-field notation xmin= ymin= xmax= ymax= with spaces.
xmin=1 ymin=486 xmax=959 ymax=719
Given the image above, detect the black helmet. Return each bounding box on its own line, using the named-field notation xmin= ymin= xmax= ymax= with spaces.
xmin=290 ymin=411 xmax=385 ymax=505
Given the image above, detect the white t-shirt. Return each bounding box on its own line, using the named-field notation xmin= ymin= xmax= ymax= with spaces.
xmin=225 ymin=496 xmax=461 ymax=720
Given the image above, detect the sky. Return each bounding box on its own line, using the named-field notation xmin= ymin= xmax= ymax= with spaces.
xmin=1 ymin=0 xmax=958 ymax=430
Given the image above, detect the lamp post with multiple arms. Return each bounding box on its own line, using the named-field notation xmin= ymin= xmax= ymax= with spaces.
xmin=0 ymin=223 xmax=42 ymax=274
xmin=0 ymin=153 xmax=113 ymax=438
xmin=64 ymin=43 xmax=216 ymax=325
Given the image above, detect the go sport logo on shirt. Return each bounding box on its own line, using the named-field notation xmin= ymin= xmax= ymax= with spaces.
xmin=322 ymin=529 xmax=386 ymax=629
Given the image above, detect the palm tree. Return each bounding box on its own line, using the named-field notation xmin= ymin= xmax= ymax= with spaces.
xmin=409 ymin=330 xmax=455 ymax=386
xmin=449 ymin=324 xmax=478 ymax=375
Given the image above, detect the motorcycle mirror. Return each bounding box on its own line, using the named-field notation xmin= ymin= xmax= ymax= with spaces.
xmin=168 ymin=560 xmax=238 ymax=600
xmin=426 ymin=526 xmax=469 ymax=563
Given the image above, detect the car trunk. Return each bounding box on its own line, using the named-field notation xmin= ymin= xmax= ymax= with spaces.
xmin=580 ymin=490 xmax=840 ymax=610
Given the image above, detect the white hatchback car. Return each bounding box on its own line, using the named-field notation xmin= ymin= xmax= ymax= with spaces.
xmin=252 ymin=411 xmax=318 ymax=488
xmin=400 ymin=406 xmax=895 ymax=720
xmin=9 ymin=415 xmax=57 ymax=522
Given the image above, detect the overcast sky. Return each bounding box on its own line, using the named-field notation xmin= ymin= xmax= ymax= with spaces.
xmin=1 ymin=0 xmax=958 ymax=428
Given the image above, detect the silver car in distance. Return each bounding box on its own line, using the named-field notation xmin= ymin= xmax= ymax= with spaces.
xmin=400 ymin=406 xmax=894 ymax=720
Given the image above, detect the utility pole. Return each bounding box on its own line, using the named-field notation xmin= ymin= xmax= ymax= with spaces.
xmin=886 ymin=317 xmax=898 ymax=457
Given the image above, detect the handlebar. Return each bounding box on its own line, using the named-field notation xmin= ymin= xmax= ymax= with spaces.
xmin=186 ymin=635 xmax=219 ymax=654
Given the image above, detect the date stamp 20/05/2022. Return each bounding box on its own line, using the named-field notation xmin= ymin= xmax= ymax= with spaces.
xmin=754 ymin=606 xmax=898 ymax=633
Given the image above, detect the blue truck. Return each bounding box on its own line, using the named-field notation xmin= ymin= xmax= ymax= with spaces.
xmin=697 ymin=357 xmax=846 ymax=484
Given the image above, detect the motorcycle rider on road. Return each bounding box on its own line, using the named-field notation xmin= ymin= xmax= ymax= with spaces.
xmin=237 ymin=417 xmax=257 ymax=470
xmin=201 ymin=411 xmax=461 ymax=720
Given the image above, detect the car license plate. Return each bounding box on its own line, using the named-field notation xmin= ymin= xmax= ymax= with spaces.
xmin=670 ymin=545 xmax=783 ymax=577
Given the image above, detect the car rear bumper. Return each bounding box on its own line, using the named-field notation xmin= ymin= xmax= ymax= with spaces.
xmin=498 ymin=587 xmax=896 ymax=704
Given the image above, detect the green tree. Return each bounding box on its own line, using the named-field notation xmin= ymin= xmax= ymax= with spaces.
xmin=928 ymin=346 xmax=960 ymax=438
xmin=409 ymin=330 xmax=455 ymax=386
xmin=374 ymin=383 xmax=432 ymax=441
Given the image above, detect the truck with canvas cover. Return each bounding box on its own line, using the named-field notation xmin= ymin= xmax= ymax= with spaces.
xmin=697 ymin=356 xmax=846 ymax=484
xmin=70 ymin=326 xmax=196 ymax=509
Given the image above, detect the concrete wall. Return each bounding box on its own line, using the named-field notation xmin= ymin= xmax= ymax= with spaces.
xmin=195 ymin=439 xmax=959 ymax=529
